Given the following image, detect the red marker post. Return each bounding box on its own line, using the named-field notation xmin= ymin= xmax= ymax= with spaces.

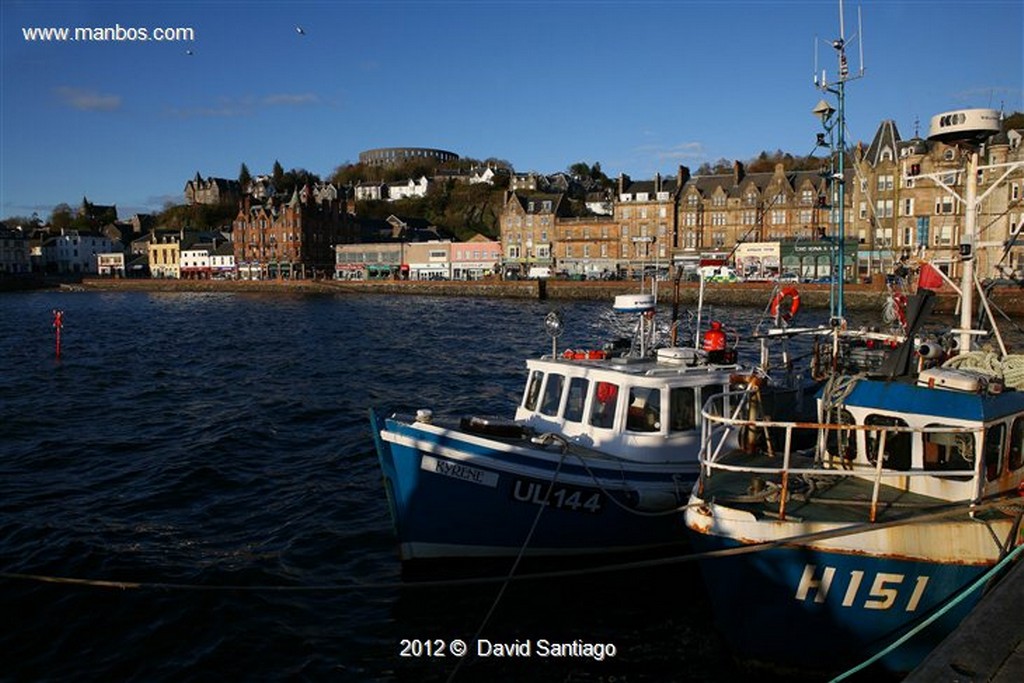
xmin=52 ymin=309 xmax=64 ymax=359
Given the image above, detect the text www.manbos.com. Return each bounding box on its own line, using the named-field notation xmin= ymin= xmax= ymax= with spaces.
xmin=22 ymin=24 xmax=195 ymax=42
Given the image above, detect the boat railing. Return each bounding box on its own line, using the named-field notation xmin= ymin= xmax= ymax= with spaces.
xmin=698 ymin=388 xmax=984 ymax=521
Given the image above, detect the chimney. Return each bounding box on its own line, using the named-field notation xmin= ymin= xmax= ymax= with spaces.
xmin=733 ymin=160 xmax=745 ymax=185
xmin=655 ymin=172 xmax=662 ymax=193
xmin=677 ymin=165 xmax=691 ymax=189
xmin=618 ymin=173 xmax=630 ymax=196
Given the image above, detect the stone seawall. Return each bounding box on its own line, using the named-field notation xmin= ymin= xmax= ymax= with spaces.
xmin=71 ymin=277 xmax=1024 ymax=314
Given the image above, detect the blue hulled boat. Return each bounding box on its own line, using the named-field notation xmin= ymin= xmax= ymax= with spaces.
xmin=683 ymin=12 xmax=1024 ymax=671
xmin=372 ymin=294 xmax=745 ymax=564
xmin=685 ymin=345 xmax=1024 ymax=672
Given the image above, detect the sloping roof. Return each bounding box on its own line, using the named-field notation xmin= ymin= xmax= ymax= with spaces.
xmin=864 ymin=119 xmax=902 ymax=166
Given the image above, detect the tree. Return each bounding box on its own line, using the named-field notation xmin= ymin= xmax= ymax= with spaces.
xmin=50 ymin=203 xmax=74 ymax=230
xmin=239 ymin=163 xmax=252 ymax=192
xmin=272 ymin=160 xmax=285 ymax=188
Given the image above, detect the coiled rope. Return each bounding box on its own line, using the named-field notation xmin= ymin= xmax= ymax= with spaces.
xmin=943 ymin=352 xmax=1024 ymax=390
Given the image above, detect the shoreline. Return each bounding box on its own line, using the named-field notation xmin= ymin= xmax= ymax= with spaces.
xmin=6 ymin=276 xmax=1024 ymax=314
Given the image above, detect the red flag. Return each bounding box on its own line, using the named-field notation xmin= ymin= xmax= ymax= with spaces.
xmin=918 ymin=262 xmax=944 ymax=291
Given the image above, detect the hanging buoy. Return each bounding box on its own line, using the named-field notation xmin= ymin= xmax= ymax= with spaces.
xmin=769 ymin=287 xmax=801 ymax=322
xmin=702 ymin=321 xmax=727 ymax=352
xmin=52 ymin=309 xmax=64 ymax=359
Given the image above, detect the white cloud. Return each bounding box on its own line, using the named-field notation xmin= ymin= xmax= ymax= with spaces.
xmin=167 ymin=92 xmax=321 ymax=118
xmin=634 ymin=141 xmax=707 ymax=162
xmin=54 ymin=86 xmax=121 ymax=111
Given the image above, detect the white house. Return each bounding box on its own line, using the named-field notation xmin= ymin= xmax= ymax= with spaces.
xmin=211 ymin=242 xmax=235 ymax=278
xmin=44 ymin=229 xmax=114 ymax=274
xmin=469 ymin=167 xmax=497 ymax=185
xmin=355 ymin=181 xmax=386 ymax=201
xmin=180 ymin=244 xmax=213 ymax=279
xmin=388 ymin=176 xmax=430 ymax=201
xmin=96 ymin=252 xmax=125 ymax=277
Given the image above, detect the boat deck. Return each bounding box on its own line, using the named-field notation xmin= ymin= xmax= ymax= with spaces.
xmin=697 ymin=449 xmax=966 ymax=525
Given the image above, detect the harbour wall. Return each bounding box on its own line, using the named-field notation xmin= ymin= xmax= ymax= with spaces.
xmin=48 ymin=277 xmax=1024 ymax=314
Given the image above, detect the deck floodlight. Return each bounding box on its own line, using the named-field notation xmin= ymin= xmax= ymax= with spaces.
xmin=813 ymin=99 xmax=836 ymax=123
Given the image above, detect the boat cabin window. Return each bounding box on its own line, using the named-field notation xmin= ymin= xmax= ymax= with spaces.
xmin=589 ymin=381 xmax=620 ymax=429
xmin=865 ymin=415 xmax=911 ymax=470
xmin=523 ymin=370 xmax=543 ymax=411
xmin=1010 ymin=417 xmax=1024 ymax=472
xmin=564 ymin=377 xmax=589 ymax=423
xmin=825 ymin=410 xmax=855 ymax=463
xmin=626 ymin=386 xmax=662 ymax=433
xmin=985 ymin=423 xmax=1006 ymax=482
xmin=539 ymin=373 xmax=565 ymax=417
xmin=700 ymin=385 xmax=726 ymax=418
xmin=922 ymin=425 xmax=975 ymax=476
xmin=668 ymin=387 xmax=696 ymax=431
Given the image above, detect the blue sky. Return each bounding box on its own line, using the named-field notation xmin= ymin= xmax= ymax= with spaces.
xmin=2 ymin=0 xmax=1021 ymax=221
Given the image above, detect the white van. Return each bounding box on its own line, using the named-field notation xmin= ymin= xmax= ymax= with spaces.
xmin=527 ymin=266 xmax=552 ymax=279
xmin=697 ymin=265 xmax=739 ymax=282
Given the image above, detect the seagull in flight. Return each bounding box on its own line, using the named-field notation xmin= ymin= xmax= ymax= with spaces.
xmin=296 ymin=26 xmax=305 ymax=35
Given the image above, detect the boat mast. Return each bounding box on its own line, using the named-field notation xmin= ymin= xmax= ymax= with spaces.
xmin=921 ymin=108 xmax=1021 ymax=354
xmin=961 ymin=149 xmax=978 ymax=352
xmin=815 ymin=0 xmax=864 ymax=324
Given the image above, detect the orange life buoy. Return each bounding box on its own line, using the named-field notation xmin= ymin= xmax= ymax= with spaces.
xmin=770 ymin=286 xmax=801 ymax=321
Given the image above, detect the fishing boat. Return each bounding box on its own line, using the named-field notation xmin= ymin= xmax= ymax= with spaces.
xmin=683 ymin=11 xmax=1024 ymax=673
xmin=371 ymin=292 xmax=745 ymax=566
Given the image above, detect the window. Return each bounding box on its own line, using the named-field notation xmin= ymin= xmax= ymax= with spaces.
xmin=626 ymin=386 xmax=662 ymax=433
xmin=876 ymin=199 xmax=894 ymax=218
xmin=523 ymin=371 xmax=543 ymax=410
xmin=668 ymin=387 xmax=696 ymax=431
xmin=877 ymin=175 xmax=894 ymax=192
xmin=539 ymin=373 xmax=565 ymax=416
xmin=859 ymin=202 xmax=867 ymax=220
xmin=865 ymin=415 xmax=911 ymax=470
xmin=985 ymin=423 xmax=1005 ymax=482
xmin=589 ymin=381 xmax=619 ymax=429
xmin=935 ymin=196 xmax=955 ymax=215
xmin=901 ymin=198 xmax=915 ymax=217
xmin=1009 ymin=417 xmax=1024 ymax=471
xmin=923 ymin=425 xmax=975 ymax=475
xmin=564 ymin=378 xmax=589 ymax=423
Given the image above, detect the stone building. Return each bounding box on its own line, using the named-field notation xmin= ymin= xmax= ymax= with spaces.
xmin=233 ymin=183 xmax=355 ymax=279
xmin=849 ymin=119 xmax=1024 ymax=280
xmin=498 ymin=192 xmax=569 ymax=277
xmin=358 ymin=147 xmax=458 ymax=168
xmin=184 ymin=173 xmax=241 ymax=206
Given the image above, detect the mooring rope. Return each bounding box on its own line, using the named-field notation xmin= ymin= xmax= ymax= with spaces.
xmin=829 ymin=542 xmax=1024 ymax=683
xmin=2 ymin=494 xmax=1019 ymax=594
xmin=444 ymin=444 xmax=569 ymax=683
